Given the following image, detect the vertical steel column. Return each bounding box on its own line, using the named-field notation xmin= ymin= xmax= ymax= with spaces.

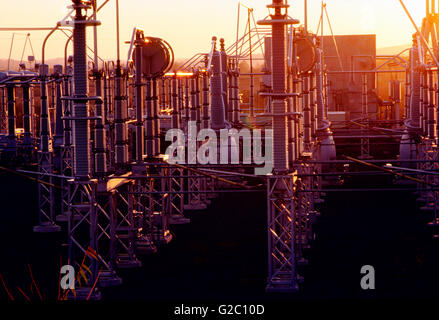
xmin=428 ymin=70 xmax=435 ymax=140
xmin=220 ymin=39 xmax=229 ymax=122
xmin=410 ymin=37 xmax=421 ymax=130
xmin=6 ymin=83 xmax=16 ymax=153
xmin=183 ymin=77 xmax=190 ymax=128
xmin=309 ymin=72 xmax=316 ymax=140
xmin=94 ymin=70 xmax=107 ymax=174
xmin=53 ymin=65 xmax=64 ymax=172
xmin=178 ymin=78 xmax=184 ymax=128
xmin=303 ymin=76 xmax=311 ymax=152
xmin=195 ymin=73 xmax=202 ymax=130
xmin=231 ymin=60 xmax=240 ymax=124
xmin=360 ymin=73 xmax=370 ymax=158
xmin=171 ymin=75 xmax=179 ymax=129
xmin=0 ymin=86 xmax=6 ymax=134
xmin=22 ymin=83 xmax=32 ymax=149
xmin=134 ymin=35 xmax=145 ymax=163
xmin=145 ymin=78 xmax=154 ymax=158
xmin=405 ymin=67 xmax=411 ymax=120
xmin=190 ymin=75 xmax=198 ymax=125
xmin=202 ymin=72 xmax=210 ymax=129
xmin=114 ymin=70 xmax=128 ymax=170
xmin=153 ymin=78 xmax=160 ymax=155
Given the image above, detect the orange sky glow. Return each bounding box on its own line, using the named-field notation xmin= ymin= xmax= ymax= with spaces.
xmin=0 ymin=0 xmax=427 ymax=65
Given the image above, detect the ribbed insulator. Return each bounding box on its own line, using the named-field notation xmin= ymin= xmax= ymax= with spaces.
xmin=190 ymin=77 xmax=197 ymax=122
xmin=421 ymin=73 xmax=428 ymax=136
xmin=72 ymin=20 xmax=90 ymax=178
xmin=302 ymin=77 xmax=311 ymax=150
xmin=171 ymin=77 xmax=179 ymax=129
xmin=6 ymin=85 xmax=15 ymax=139
xmin=94 ymin=75 xmax=107 ymax=174
xmin=134 ymin=45 xmax=144 ymax=162
xmin=183 ymin=78 xmax=190 ymax=125
xmin=316 ymin=49 xmax=325 ymax=128
xmin=233 ymin=72 xmax=240 ymax=123
xmin=54 ymin=78 xmax=64 ymax=146
xmin=202 ymin=74 xmax=210 ymax=129
xmin=362 ymin=74 xmax=368 ymax=120
xmin=210 ymin=51 xmax=226 ymax=130
xmin=145 ymin=79 xmax=154 ymax=158
xmin=22 ymin=84 xmax=31 ymax=143
xmin=63 ymin=76 xmax=72 ymax=147
xmin=195 ymin=76 xmax=201 ymax=128
xmin=427 ymin=71 xmax=435 ymax=139
xmin=220 ymin=51 xmax=229 ymax=120
xmin=152 ymin=79 xmax=160 ymax=155
xmin=227 ymin=72 xmax=235 ymax=122
xmin=309 ymin=73 xmax=316 ymax=138
xmin=114 ymin=76 xmax=128 ymax=166
xmin=271 ymin=22 xmax=288 ymax=172
xmin=410 ymin=47 xmax=421 ymax=129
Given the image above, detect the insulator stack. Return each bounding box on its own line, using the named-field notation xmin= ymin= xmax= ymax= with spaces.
xmin=6 ymin=82 xmax=16 ymax=150
xmin=202 ymin=72 xmax=210 ymax=129
xmin=409 ymin=39 xmax=421 ymax=131
xmin=271 ymin=4 xmax=288 ymax=172
xmin=145 ymin=78 xmax=154 ymax=158
xmin=72 ymin=11 xmax=91 ymax=178
xmin=39 ymin=64 xmax=50 ymax=153
xmin=210 ymin=47 xmax=227 ymax=130
xmin=22 ymin=83 xmax=32 ymax=147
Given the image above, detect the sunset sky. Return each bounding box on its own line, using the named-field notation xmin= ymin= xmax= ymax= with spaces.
xmin=0 ymin=0 xmax=426 ymax=64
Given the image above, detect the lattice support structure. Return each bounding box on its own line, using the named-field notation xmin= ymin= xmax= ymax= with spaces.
xmin=34 ymin=151 xmax=61 ymax=232
xmin=266 ymin=174 xmax=298 ymax=292
xmin=185 ymin=169 xmax=207 ymax=210
xmin=65 ymin=179 xmax=102 ymax=299
xmin=167 ymin=166 xmax=190 ymax=224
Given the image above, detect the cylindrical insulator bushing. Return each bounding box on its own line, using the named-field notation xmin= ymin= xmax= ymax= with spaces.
xmin=190 ymin=76 xmax=197 ymax=122
xmin=195 ymin=75 xmax=201 ymax=129
xmin=178 ymin=78 xmax=184 ymax=126
xmin=220 ymin=50 xmax=229 ymax=120
xmin=6 ymin=84 xmax=16 ymax=140
xmin=310 ymin=73 xmax=316 ymax=138
xmin=153 ymin=79 xmax=160 ymax=155
xmin=63 ymin=71 xmax=72 ymax=147
xmin=145 ymin=79 xmax=154 ymax=158
xmin=421 ymin=72 xmax=427 ymax=136
xmin=171 ymin=77 xmax=179 ymax=129
xmin=316 ymin=49 xmax=325 ymax=128
xmin=94 ymin=73 xmax=107 ymax=174
xmin=184 ymin=78 xmax=190 ymax=125
xmin=134 ymin=43 xmax=144 ymax=162
xmin=39 ymin=64 xmax=50 ymax=152
xmin=410 ymin=47 xmax=421 ymax=129
xmin=228 ymin=71 xmax=234 ymax=122
xmin=271 ymin=20 xmax=288 ymax=172
xmin=233 ymin=70 xmax=240 ymax=124
xmin=22 ymin=84 xmax=31 ymax=145
xmin=114 ymin=75 xmax=128 ymax=167
xmin=362 ymin=74 xmax=368 ymax=120
xmin=302 ymin=76 xmax=311 ymax=151
xmin=72 ymin=17 xmax=91 ymax=178
xmin=202 ymin=73 xmax=210 ymax=129
xmin=428 ymin=71 xmax=435 ymax=139
xmin=210 ymin=51 xmax=226 ymax=130
xmin=405 ymin=70 xmax=410 ymax=119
